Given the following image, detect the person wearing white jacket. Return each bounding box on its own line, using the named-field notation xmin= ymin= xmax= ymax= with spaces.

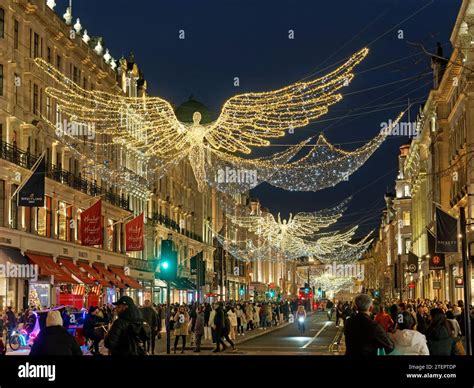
xmin=390 ymin=311 xmax=429 ymax=355
xmin=208 ymin=304 xmax=217 ymax=344
xmin=227 ymin=308 xmax=238 ymax=340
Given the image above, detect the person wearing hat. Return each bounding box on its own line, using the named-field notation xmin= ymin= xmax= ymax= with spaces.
xmin=104 ymin=296 xmax=150 ymax=356
xmin=30 ymin=310 xmax=82 ymax=356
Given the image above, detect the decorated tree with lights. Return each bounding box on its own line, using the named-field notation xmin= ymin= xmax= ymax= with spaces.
xmin=28 ymin=288 xmax=41 ymax=309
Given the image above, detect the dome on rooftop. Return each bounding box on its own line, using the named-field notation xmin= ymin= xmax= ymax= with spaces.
xmin=174 ymin=97 xmax=214 ymax=124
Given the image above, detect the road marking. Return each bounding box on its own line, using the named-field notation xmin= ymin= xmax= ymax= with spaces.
xmin=301 ymin=321 xmax=331 ymax=349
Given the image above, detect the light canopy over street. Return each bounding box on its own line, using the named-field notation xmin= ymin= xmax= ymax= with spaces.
xmin=0 ymin=0 xmax=473 ymax=386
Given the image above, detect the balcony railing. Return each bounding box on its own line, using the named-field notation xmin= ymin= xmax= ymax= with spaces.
xmin=0 ymin=140 xmax=130 ymax=211
xmin=151 ymin=212 xmax=203 ymax=243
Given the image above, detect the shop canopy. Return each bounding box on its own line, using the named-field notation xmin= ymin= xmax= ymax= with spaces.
xmin=58 ymin=258 xmax=95 ymax=285
xmin=0 ymin=247 xmax=29 ymax=265
xmin=76 ymin=262 xmax=110 ymax=287
xmin=108 ymin=266 xmax=143 ymax=289
xmin=26 ymin=253 xmax=77 ymax=283
xmin=171 ymin=277 xmax=196 ymax=290
xmin=93 ymin=263 xmax=126 ymax=288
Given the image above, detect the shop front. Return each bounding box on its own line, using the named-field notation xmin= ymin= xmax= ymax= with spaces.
xmin=153 ymin=279 xmax=167 ymax=305
xmin=170 ymin=277 xmax=196 ymax=304
xmin=26 ymin=252 xmax=77 ymax=308
xmin=0 ymin=247 xmax=29 ymax=310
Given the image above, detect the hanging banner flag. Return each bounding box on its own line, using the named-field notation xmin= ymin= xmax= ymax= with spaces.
xmin=407 ymin=252 xmax=418 ymax=273
xmin=18 ymin=154 xmax=46 ymax=207
xmin=80 ymin=200 xmax=103 ymax=246
xmin=427 ymin=229 xmax=445 ymax=270
xmin=125 ymin=213 xmax=144 ymax=252
xmin=435 ymin=207 xmax=458 ymax=253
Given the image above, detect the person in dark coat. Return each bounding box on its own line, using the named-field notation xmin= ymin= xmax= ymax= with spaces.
xmin=193 ymin=306 xmax=205 ymax=353
xmin=155 ymin=304 xmax=163 ymax=339
xmin=83 ymin=306 xmax=105 ymax=355
xmin=212 ymin=304 xmax=235 ymax=352
xmin=30 ymin=310 xmax=82 ymax=356
xmin=6 ymin=307 xmax=17 ymax=340
xmin=104 ymin=296 xmax=149 ymax=356
xmin=344 ymin=294 xmax=394 ymax=357
xmin=425 ymin=308 xmax=457 ymax=356
xmin=204 ymin=303 xmax=212 ymax=341
xmin=416 ymin=305 xmax=428 ymax=334
xmin=141 ymin=300 xmax=158 ymax=354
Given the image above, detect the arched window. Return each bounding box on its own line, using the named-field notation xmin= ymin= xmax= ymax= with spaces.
xmin=0 ymin=9 xmax=4 ymax=39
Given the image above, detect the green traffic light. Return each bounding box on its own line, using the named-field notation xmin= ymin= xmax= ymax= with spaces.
xmin=162 ymin=261 xmax=169 ymax=270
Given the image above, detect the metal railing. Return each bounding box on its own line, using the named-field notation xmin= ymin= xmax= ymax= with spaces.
xmin=151 ymin=212 xmax=203 ymax=242
xmin=0 ymin=140 xmax=130 ymax=211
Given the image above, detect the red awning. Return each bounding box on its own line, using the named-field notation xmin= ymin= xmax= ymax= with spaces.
xmin=26 ymin=253 xmax=77 ymax=283
xmin=108 ymin=266 xmax=143 ymax=289
xmin=93 ymin=263 xmax=126 ymax=288
xmin=58 ymin=259 xmax=95 ymax=285
xmin=76 ymin=262 xmax=111 ymax=287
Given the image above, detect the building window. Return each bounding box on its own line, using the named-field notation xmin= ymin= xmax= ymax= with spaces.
xmin=404 ymin=185 xmax=410 ymax=197
xmin=10 ymin=184 xmax=18 ymax=229
xmin=14 ymin=73 xmax=19 ymax=104
xmin=0 ymin=179 xmax=4 ymax=227
xmin=47 ymin=47 xmax=51 ymax=63
xmin=33 ymin=83 xmax=39 ymax=115
xmin=46 ymin=96 xmax=51 ymax=120
xmin=33 ymin=32 xmax=39 ymax=58
xmin=56 ymin=55 xmax=61 ymax=71
xmin=403 ymin=211 xmax=411 ymax=227
xmin=0 ymin=8 xmax=4 ymax=39
xmin=37 ymin=196 xmax=52 ymax=237
xmin=57 ymin=201 xmax=71 ymax=241
xmin=0 ymin=64 xmax=3 ymax=96
xmin=404 ymin=238 xmax=411 ymax=254
xmin=72 ymin=65 xmax=79 ymax=84
xmin=14 ymin=19 xmax=19 ymax=49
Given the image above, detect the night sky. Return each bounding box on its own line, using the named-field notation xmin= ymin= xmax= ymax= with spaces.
xmin=65 ymin=0 xmax=460 ymax=237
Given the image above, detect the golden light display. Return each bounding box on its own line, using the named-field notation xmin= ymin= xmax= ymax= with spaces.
xmin=34 ymin=48 xmax=369 ymax=192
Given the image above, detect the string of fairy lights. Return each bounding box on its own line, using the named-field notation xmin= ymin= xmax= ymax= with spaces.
xmin=33 ymin=48 xmax=372 ymax=193
xmin=212 ymin=194 xmax=373 ymax=265
xmin=33 ymin=41 xmax=389 ymax=284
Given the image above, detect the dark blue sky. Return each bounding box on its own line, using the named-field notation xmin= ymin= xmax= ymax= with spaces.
xmin=66 ymin=0 xmax=460 ymax=236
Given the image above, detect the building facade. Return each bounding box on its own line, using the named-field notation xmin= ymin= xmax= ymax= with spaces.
xmin=0 ymin=0 xmax=296 ymax=310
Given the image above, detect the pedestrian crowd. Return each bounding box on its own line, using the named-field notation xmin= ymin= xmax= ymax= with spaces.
xmin=0 ymin=298 xmax=303 ymax=356
xmin=341 ymin=294 xmax=473 ymax=356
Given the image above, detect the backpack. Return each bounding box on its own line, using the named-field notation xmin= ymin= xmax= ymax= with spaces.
xmin=127 ymin=321 xmax=150 ymax=356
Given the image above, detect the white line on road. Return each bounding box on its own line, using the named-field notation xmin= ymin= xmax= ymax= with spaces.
xmin=301 ymin=321 xmax=331 ymax=349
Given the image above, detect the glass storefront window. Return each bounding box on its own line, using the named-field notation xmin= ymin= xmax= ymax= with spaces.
xmin=29 ymin=283 xmax=50 ymax=309
xmin=107 ymin=219 xmax=115 ymax=251
xmin=57 ymin=201 xmax=71 ymax=241
xmin=37 ymin=196 xmax=52 ymax=237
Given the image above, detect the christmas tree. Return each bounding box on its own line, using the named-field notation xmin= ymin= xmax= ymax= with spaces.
xmin=29 ymin=288 xmax=41 ymax=310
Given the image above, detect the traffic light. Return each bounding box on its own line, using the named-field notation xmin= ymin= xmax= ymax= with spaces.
xmin=269 ymin=290 xmax=275 ymax=298
xmin=159 ymin=239 xmax=177 ymax=281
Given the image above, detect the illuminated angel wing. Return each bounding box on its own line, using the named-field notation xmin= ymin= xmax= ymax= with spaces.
xmin=287 ymin=197 xmax=351 ymax=237
xmin=227 ymin=212 xmax=281 ymax=238
xmin=34 ymin=58 xmax=184 ymax=158
xmin=205 ymin=48 xmax=369 ymax=154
